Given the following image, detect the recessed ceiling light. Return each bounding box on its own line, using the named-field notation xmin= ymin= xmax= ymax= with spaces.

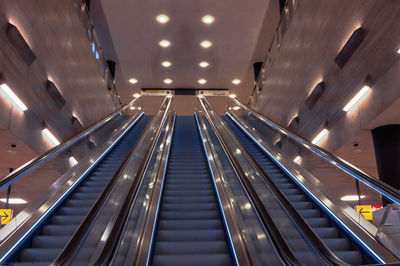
xmin=129 ymin=78 xmax=138 ymax=84
xmin=198 ymin=79 xmax=207 ymax=84
xmin=159 ymin=40 xmax=171 ymax=48
xmin=161 ymin=61 xmax=172 ymax=68
xmin=202 ymin=15 xmax=215 ymax=25
xmin=200 ymin=40 xmax=212 ymax=48
xmin=129 ymin=106 xmax=135 ymax=110
xmin=156 ymin=14 xmax=169 ymax=24
xmin=164 ymin=78 xmax=173 ymax=84
xmin=232 ymin=106 xmax=240 ymax=110
xmin=133 ymin=93 xmax=141 ymax=98
xmin=69 ymin=156 xmax=78 ymax=166
xmin=232 ymin=79 xmax=241 ymax=85
xmin=0 ymin=198 xmax=27 ymax=204
xmin=199 ymin=61 xmax=209 ymax=68
xmin=397 ymin=48 xmax=400 ymax=54
xmin=229 ymin=94 xmax=237 ymax=98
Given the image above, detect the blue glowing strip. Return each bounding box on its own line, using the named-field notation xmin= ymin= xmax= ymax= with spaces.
xmin=194 ymin=113 xmax=240 ymax=266
xmin=248 ymin=112 xmax=400 ymax=206
xmin=145 ymin=113 xmax=176 ymax=266
xmin=0 ymin=113 xmax=144 ymax=264
xmin=226 ymin=113 xmax=386 ymax=264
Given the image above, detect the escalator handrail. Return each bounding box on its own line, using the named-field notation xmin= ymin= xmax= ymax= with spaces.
xmin=199 ymin=97 xmax=301 ymax=266
xmin=201 ymin=96 xmax=348 ymax=266
xmin=230 ymin=97 xmax=400 ymax=205
xmin=0 ymin=97 xmax=142 ymax=191
xmin=51 ymin=96 xmax=171 ymax=266
xmin=92 ymin=97 xmax=172 ymax=265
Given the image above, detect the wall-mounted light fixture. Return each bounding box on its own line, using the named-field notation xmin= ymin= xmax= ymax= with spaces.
xmin=293 ymin=156 xmax=302 ymax=164
xmin=6 ymin=22 xmax=36 ymax=66
xmin=71 ymin=114 xmax=83 ymax=132
xmin=69 ymin=156 xmax=78 ymax=166
xmin=335 ymin=27 xmax=365 ymax=69
xmin=312 ymin=128 xmax=329 ymax=145
xmin=42 ymin=127 xmax=60 ymax=147
xmin=0 ymin=73 xmax=28 ymax=112
xmin=343 ymin=85 xmax=371 ymax=112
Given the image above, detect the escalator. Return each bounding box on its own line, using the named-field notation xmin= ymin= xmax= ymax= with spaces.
xmin=151 ymin=116 xmax=233 ymax=266
xmin=11 ymin=116 xmax=151 ymax=265
xmin=223 ymin=115 xmax=372 ymax=265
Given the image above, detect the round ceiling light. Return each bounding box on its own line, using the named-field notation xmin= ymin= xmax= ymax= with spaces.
xmin=129 ymin=78 xmax=138 ymax=84
xmin=199 ymin=61 xmax=209 ymax=68
xmin=198 ymin=79 xmax=207 ymax=84
xmin=163 ymin=78 xmax=173 ymax=84
xmin=159 ymin=40 xmax=171 ymax=48
xmin=202 ymin=15 xmax=215 ymax=25
xmin=200 ymin=40 xmax=212 ymax=48
xmin=232 ymin=79 xmax=241 ymax=85
xmin=156 ymin=14 xmax=169 ymax=24
xmin=161 ymin=61 xmax=172 ymax=68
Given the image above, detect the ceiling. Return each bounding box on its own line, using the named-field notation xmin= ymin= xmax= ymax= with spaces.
xmin=93 ymin=0 xmax=273 ymax=103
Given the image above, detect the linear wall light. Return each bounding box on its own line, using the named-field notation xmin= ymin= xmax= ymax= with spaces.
xmin=312 ymin=128 xmax=329 ymax=145
xmin=42 ymin=128 xmax=60 ymax=146
xmin=69 ymin=156 xmax=78 ymax=166
xmin=0 ymin=74 xmax=28 ymax=112
xmin=340 ymin=195 xmax=365 ymax=201
xmin=293 ymin=156 xmax=302 ymax=164
xmin=343 ymin=85 xmax=371 ymax=112
xmin=0 ymin=198 xmax=27 ymax=204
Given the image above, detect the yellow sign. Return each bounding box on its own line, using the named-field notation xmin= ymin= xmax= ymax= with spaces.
xmin=356 ymin=205 xmax=373 ymax=220
xmin=0 ymin=209 xmax=12 ymax=225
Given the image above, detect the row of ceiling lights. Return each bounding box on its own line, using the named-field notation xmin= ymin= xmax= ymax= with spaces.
xmin=128 ymin=14 xmax=242 ymax=88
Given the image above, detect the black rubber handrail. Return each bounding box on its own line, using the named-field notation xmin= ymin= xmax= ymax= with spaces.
xmin=200 ymin=96 xmax=349 ymax=266
xmin=51 ymin=97 xmax=171 ymax=265
xmin=0 ymin=97 xmax=142 ymax=191
xmin=231 ymin=97 xmax=400 ymax=206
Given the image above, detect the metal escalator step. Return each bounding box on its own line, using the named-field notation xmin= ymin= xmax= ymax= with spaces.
xmin=323 ymin=238 xmax=350 ymax=250
xmin=154 ymin=241 xmax=229 ymax=255
xmin=304 ymin=217 xmax=330 ymax=227
xmin=41 ymin=225 xmax=78 ymax=236
xmin=76 ymin=186 xmax=105 ymax=193
xmin=291 ymin=201 xmax=314 ymax=209
xmin=70 ymin=193 xmax=100 ymax=200
xmin=50 ymin=215 xmax=85 ymax=225
xmin=58 ymin=207 xmax=91 ymax=215
xmin=163 ymin=196 xmax=216 ymax=203
xmin=166 ymin=179 xmax=210 ymax=185
xmin=64 ymin=199 xmax=96 ymax=207
xmin=160 ymin=210 xmax=220 ymax=220
xmin=298 ymin=209 xmax=322 ymax=218
xmin=164 ymin=190 xmax=213 ymax=197
xmin=159 ymin=219 xmax=223 ymax=230
xmin=157 ymin=230 xmax=226 ymax=241
xmin=313 ymin=227 xmax=340 ymax=238
xmin=166 ymin=184 xmax=211 ymax=190
xmin=152 ymin=254 xmax=232 ymax=266
xmin=31 ymin=236 xmax=70 ymax=248
xmin=163 ymin=203 xmax=217 ymax=211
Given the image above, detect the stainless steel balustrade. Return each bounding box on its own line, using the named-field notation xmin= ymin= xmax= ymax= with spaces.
xmin=230 ymin=97 xmax=400 ymax=206
xmin=0 ymin=97 xmax=145 ymax=263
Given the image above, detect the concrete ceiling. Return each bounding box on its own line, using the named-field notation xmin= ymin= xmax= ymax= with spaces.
xmin=96 ymin=0 xmax=272 ymax=103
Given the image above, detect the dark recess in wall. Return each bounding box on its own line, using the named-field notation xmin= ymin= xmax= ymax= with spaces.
xmin=335 ymin=27 xmax=365 ymax=69
xmin=46 ymin=80 xmax=66 ymax=109
xmin=6 ymin=23 xmax=36 ymax=66
xmin=305 ymin=81 xmax=325 ymax=110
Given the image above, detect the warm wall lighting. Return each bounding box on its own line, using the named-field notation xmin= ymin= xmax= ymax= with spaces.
xmin=161 ymin=61 xmax=172 ymax=68
xmin=133 ymin=93 xmax=141 ymax=98
xmin=232 ymin=79 xmax=241 ymax=85
xmin=156 ymin=14 xmax=169 ymax=24
xmin=229 ymin=93 xmax=237 ymax=98
xmin=340 ymin=195 xmax=365 ymax=201
xmin=198 ymin=79 xmax=207 ymax=84
xmin=0 ymin=198 xmax=27 ymax=204
xmin=293 ymin=156 xmax=302 ymax=164
xmin=42 ymin=128 xmax=60 ymax=146
xmin=159 ymin=40 xmax=171 ymax=48
xmin=199 ymin=61 xmax=209 ymax=68
xmin=69 ymin=156 xmax=78 ymax=166
xmin=163 ymin=78 xmax=173 ymax=84
xmin=0 ymin=83 xmax=28 ymax=112
xmin=343 ymin=85 xmax=371 ymax=112
xmin=129 ymin=106 xmax=135 ymax=110
xmin=200 ymin=40 xmax=212 ymax=48
xmin=397 ymin=48 xmax=400 ymax=54
xmin=129 ymin=78 xmax=138 ymax=84
xmin=232 ymin=106 xmax=240 ymax=110
xmin=202 ymin=15 xmax=215 ymax=25
xmin=311 ymin=128 xmax=329 ymax=145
